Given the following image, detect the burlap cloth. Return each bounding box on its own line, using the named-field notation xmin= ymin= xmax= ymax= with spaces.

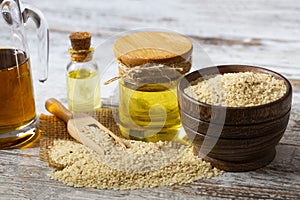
xmin=38 ymin=108 xmax=122 ymax=168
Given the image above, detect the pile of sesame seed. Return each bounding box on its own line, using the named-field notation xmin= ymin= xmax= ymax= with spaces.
xmin=185 ymin=72 xmax=287 ymax=107
xmin=47 ymin=126 xmax=222 ymax=190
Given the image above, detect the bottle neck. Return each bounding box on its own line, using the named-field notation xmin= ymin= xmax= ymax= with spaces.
xmin=69 ymin=48 xmax=94 ymax=62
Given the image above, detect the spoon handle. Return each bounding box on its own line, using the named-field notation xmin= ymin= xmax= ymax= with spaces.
xmin=45 ymin=98 xmax=73 ymax=123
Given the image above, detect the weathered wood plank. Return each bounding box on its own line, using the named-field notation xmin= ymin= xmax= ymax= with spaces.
xmin=0 ymin=143 xmax=299 ymax=199
xmin=27 ymin=0 xmax=300 ymax=41
xmin=25 ymin=0 xmax=300 ymax=78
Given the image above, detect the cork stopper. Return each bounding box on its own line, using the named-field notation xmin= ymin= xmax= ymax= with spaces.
xmin=69 ymin=32 xmax=91 ymax=51
xmin=69 ymin=32 xmax=93 ymax=62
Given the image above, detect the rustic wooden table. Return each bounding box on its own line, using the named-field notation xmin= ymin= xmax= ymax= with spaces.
xmin=1 ymin=0 xmax=300 ymax=199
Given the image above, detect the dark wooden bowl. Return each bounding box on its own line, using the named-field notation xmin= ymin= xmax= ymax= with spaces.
xmin=177 ymin=65 xmax=293 ymax=171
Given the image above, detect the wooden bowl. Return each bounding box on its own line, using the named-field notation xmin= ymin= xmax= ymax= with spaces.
xmin=177 ymin=65 xmax=293 ymax=171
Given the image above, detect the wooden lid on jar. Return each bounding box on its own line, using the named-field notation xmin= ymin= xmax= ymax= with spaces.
xmin=113 ymin=32 xmax=193 ymax=67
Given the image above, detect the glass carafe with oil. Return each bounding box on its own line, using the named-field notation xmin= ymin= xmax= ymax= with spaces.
xmin=0 ymin=0 xmax=49 ymax=149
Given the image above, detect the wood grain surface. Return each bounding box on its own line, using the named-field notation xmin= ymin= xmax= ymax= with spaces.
xmin=0 ymin=0 xmax=300 ymax=199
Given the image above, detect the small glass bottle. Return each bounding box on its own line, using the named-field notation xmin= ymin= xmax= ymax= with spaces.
xmin=66 ymin=32 xmax=101 ymax=112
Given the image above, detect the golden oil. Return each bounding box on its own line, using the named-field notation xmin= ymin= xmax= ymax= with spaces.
xmin=118 ymin=68 xmax=182 ymax=142
xmin=0 ymin=48 xmax=38 ymax=149
xmin=67 ymin=68 xmax=101 ymax=112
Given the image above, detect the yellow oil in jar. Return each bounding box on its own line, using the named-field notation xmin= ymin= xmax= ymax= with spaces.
xmin=67 ymin=68 xmax=101 ymax=112
xmin=119 ymin=80 xmax=181 ymax=142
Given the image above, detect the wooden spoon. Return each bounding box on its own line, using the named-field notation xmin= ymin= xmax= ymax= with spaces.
xmin=45 ymin=98 xmax=129 ymax=155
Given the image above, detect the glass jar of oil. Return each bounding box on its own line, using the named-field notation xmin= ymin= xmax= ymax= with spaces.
xmin=119 ymin=64 xmax=183 ymax=142
xmin=113 ymin=32 xmax=193 ymax=142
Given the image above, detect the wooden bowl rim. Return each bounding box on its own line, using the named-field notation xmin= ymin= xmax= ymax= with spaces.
xmin=178 ymin=64 xmax=292 ymax=110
